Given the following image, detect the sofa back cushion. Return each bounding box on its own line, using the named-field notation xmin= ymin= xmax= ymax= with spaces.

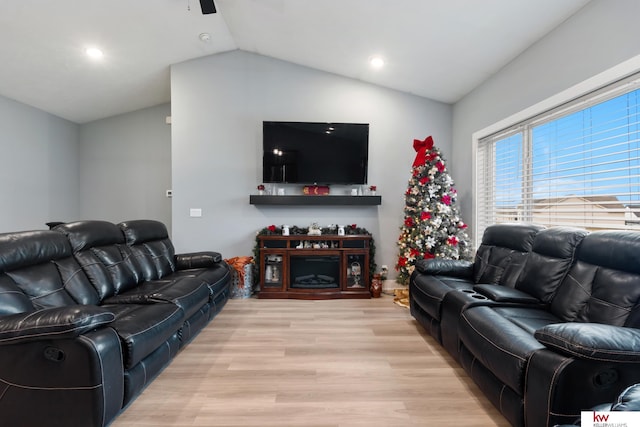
xmin=550 ymin=230 xmax=640 ymax=326
xmin=473 ymin=223 xmax=545 ymax=287
xmin=0 ymin=275 xmax=34 ymax=315
xmin=0 ymin=230 xmax=96 ymax=313
xmin=118 ymin=220 xmax=176 ymax=280
xmin=56 ymin=221 xmax=144 ymax=300
xmin=515 ymin=227 xmax=587 ymax=303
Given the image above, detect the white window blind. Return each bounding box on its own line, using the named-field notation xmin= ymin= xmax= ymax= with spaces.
xmin=476 ymin=73 xmax=640 ymax=243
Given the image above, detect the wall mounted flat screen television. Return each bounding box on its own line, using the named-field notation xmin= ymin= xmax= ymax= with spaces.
xmin=262 ymin=121 xmax=369 ymax=185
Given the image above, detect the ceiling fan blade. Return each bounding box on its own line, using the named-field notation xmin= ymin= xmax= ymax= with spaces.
xmin=200 ymin=0 xmax=217 ymax=14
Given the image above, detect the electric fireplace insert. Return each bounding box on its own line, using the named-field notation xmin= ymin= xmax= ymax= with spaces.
xmin=289 ymin=255 xmax=340 ymax=289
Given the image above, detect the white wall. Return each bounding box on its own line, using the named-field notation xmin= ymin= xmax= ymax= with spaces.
xmin=78 ymin=104 xmax=172 ymax=231
xmin=171 ymin=50 xmax=451 ymax=273
xmin=0 ymin=94 xmax=79 ymax=232
xmin=452 ymin=0 xmax=640 ymax=238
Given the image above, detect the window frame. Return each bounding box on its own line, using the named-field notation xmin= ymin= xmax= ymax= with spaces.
xmin=472 ymin=60 xmax=640 ymax=247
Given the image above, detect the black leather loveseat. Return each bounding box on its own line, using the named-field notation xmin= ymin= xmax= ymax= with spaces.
xmin=410 ymin=223 xmax=640 ymax=427
xmin=0 ymin=219 xmax=231 ymax=427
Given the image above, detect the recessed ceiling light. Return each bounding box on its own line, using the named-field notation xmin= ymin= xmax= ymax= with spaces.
xmin=85 ymin=47 xmax=104 ymax=59
xmin=369 ymin=56 xmax=385 ymax=69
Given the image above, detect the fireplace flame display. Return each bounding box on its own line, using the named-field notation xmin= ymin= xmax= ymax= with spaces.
xmin=290 ymin=255 xmax=339 ymax=289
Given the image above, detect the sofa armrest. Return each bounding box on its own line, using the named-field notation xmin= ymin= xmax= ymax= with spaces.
xmin=415 ymin=259 xmax=474 ymax=278
xmin=534 ymin=323 xmax=640 ymax=362
xmin=612 ymin=384 xmax=640 ymax=411
xmin=0 ymin=306 xmax=114 ymax=345
xmin=175 ymin=251 xmax=222 ymax=269
xmin=473 ymin=284 xmax=541 ymax=304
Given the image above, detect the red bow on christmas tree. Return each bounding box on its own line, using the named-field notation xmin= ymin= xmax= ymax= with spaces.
xmin=412 ymin=136 xmax=434 ymax=167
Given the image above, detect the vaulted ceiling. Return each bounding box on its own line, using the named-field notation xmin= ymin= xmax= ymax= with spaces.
xmin=0 ymin=0 xmax=590 ymax=124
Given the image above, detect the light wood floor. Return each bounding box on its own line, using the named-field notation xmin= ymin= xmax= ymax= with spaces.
xmin=111 ymin=296 xmax=510 ymax=427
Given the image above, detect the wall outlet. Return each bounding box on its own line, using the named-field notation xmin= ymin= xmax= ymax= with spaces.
xmin=189 ymin=208 xmax=202 ymax=217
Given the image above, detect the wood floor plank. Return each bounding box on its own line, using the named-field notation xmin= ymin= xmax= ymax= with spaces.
xmin=111 ymin=296 xmax=510 ymax=427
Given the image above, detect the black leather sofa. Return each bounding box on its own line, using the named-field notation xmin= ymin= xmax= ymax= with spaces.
xmin=410 ymin=223 xmax=640 ymax=427
xmin=0 ymin=220 xmax=231 ymax=427
xmin=556 ymin=383 xmax=640 ymax=426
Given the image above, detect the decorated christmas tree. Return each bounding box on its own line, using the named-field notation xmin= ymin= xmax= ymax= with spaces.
xmin=395 ymin=136 xmax=472 ymax=285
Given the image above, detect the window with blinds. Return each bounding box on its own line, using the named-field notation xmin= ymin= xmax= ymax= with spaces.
xmin=476 ymin=73 xmax=640 ymax=243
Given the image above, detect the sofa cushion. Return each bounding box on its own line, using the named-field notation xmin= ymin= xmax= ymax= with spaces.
xmin=514 ymin=227 xmax=587 ymax=303
xmin=0 ymin=231 xmax=78 ymax=309
xmin=56 ymin=221 xmax=144 ymax=300
xmin=551 ymin=231 xmax=640 ymax=326
xmin=491 ymin=306 xmax=561 ymax=334
xmin=55 ymin=257 xmax=101 ymax=306
xmin=472 ymin=223 xmax=544 ymax=287
xmin=105 ymin=278 xmax=210 ymax=320
xmin=119 ymin=220 xmax=169 ymax=246
xmin=57 ymin=221 xmax=125 ymax=252
xmin=118 ymin=220 xmax=230 ymax=303
xmin=164 ymin=262 xmax=232 ymax=301
xmin=103 ymin=303 xmax=184 ymax=369
xmin=118 ymin=220 xmax=175 ymax=279
xmin=458 ymin=305 xmax=547 ymax=392
xmin=7 ymin=261 xmax=79 ymax=309
xmin=87 ymin=245 xmax=141 ymax=294
xmin=0 ymin=230 xmax=100 ymax=311
xmin=0 ymin=230 xmax=69 ymax=272
xmin=0 ymin=276 xmax=34 ymax=315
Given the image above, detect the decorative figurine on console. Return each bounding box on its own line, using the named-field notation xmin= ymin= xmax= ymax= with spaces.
xmin=350 ymin=262 xmax=362 ymax=287
xmin=307 ymin=222 xmax=322 ymax=236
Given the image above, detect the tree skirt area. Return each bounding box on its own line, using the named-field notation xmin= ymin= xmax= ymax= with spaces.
xmin=394 ymin=288 xmax=409 ymax=308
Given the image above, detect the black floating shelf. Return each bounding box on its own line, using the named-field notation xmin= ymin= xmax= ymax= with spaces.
xmin=249 ymin=195 xmax=382 ymax=206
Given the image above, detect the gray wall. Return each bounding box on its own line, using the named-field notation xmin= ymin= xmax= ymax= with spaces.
xmin=0 ymin=94 xmax=79 ymax=232
xmin=452 ymin=0 xmax=640 ymax=239
xmin=78 ymin=104 xmax=172 ymax=231
xmin=171 ymin=50 xmax=452 ymax=274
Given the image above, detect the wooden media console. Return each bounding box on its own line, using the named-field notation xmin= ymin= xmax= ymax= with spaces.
xmin=257 ymin=234 xmax=372 ymax=299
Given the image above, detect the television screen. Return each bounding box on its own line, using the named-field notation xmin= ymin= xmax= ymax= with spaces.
xmin=262 ymin=121 xmax=369 ymax=185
